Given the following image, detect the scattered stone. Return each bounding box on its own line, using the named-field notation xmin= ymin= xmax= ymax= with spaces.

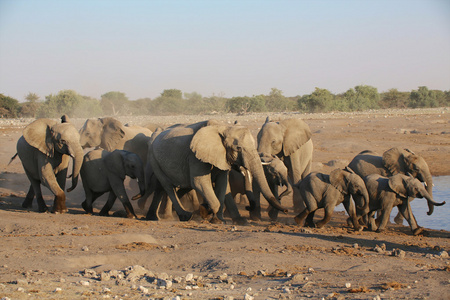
xmin=290 ymin=274 xmax=304 ymax=284
xmin=244 ymin=293 xmax=254 ymax=300
xmin=186 ymin=273 xmax=194 ymax=282
xmin=392 ymin=249 xmax=406 ymax=259
xmin=81 ymin=246 xmax=89 ymax=252
xmin=139 ymin=285 xmax=148 ymax=294
xmin=345 ymin=282 xmax=352 ymax=288
xmin=373 ymin=245 xmax=384 ymax=254
xmin=79 ymin=280 xmax=90 ymax=286
xmin=54 ymin=288 xmax=62 ymax=293
xmin=439 ymin=251 xmax=449 ymax=258
xmin=100 ymin=272 xmax=111 ymax=281
xmin=83 ymin=269 xmax=97 ymax=278
xmin=17 ymin=287 xmax=25 ymax=292
xmin=218 ymin=273 xmax=228 ymax=281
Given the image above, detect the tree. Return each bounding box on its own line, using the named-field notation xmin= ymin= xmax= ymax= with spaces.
xmin=161 ymin=89 xmax=182 ymax=99
xmin=409 ymin=86 xmax=438 ymax=108
xmin=37 ymin=90 xmax=84 ymax=118
xmin=298 ymin=87 xmax=334 ymax=113
xmin=265 ymin=88 xmax=291 ymax=112
xmin=101 ymin=91 xmax=129 ymax=115
xmin=379 ymin=88 xmax=409 ymax=108
xmin=20 ymin=92 xmax=41 ymax=117
xmin=338 ymin=85 xmax=379 ymax=111
xmin=72 ymin=96 xmax=103 ymax=117
xmin=0 ymin=94 xmax=20 ymax=118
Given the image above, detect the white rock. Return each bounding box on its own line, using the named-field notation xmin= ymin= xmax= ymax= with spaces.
xmin=345 ymin=282 xmax=351 ymax=288
xmin=186 ymin=273 xmax=194 ymax=282
xmin=54 ymin=288 xmax=62 ymax=293
xmin=244 ymin=294 xmax=254 ymax=300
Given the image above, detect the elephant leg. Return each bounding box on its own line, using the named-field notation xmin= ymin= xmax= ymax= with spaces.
xmin=22 ymin=185 xmax=35 ymax=209
xmin=393 ymin=209 xmax=404 ymax=225
xmin=398 ymin=201 xmax=423 ymax=235
xmin=40 ymin=164 xmax=66 ymax=214
xmin=225 ymin=193 xmax=247 ymax=225
xmin=316 ymin=206 xmax=334 ymax=228
xmin=110 ymin=184 xmax=137 ymax=219
xmin=294 ymin=208 xmax=310 ymax=226
xmin=375 ymin=206 xmax=394 ymax=233
xmin=305 ymin=210 xmax=316 ymax=227
xmin=288 ymin=153 xmax=308 ymax=213
xmin=159 ymin=196 xmax=173 ymax=219
xmin=268 ymin=185 xmax=280 ymax=221
xmin=343 ymin=198 xmax=362 ymax=231
xmin=212 ymin=172 xmax=228 ymax=223
xmin=146 ymin=184 xmax=166 ymax=221
xmin=99 ymin=192 xmax=117 ymax=217
xmin=248 ymin=188 xmax=262 ymax=221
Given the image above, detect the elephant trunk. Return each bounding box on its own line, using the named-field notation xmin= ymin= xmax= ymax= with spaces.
xmin=278 ymin=173 xmax=293 ymax=199
xmin=422 ymin=189 xmax=445 ymax=215
xmin=243 ymin=149 xmax=288 ymax=213
xmin=67 ymin=144 xmax=84 ymax=192
xmin=357 ymin=189 xmax=370 ymax=214
xmin=423 ymin=173 xmax=435 ymax=215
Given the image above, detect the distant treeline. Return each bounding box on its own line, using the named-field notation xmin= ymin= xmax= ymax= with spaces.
xmin=1 ymin=86 xmax=449 ymax=118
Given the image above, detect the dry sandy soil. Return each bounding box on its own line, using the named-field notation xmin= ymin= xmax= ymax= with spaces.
xmin=0 ymin=108 xmax=449 ymax=299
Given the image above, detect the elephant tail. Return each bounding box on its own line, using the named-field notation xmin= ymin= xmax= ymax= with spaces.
xmin=8 ymin=153 xmax=18 ymax=166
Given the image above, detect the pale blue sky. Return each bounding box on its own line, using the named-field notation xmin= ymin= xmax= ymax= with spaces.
xmin=0 ymin=0 xmax=449 ymax=101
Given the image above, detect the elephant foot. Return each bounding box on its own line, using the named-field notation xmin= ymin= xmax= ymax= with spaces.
xmin=178 ymin=211 xmax=193 ymax=222
xmin=210 ymin=215 xmax=224 ymax=224
xmin=137 ymin=198 xmax=147 ymax=210
xmin=22 ymin=199 xmax=33 ymax=209
xmin=249 ymin=208 xmax=262 ymax=221
xmin=81 ymin=201 xmax=93 ymax=214
xmin=413 ymin=227 xmax=425 ymax=236
xmin=394 ymin=214 xmax=404 ymax=225
xmin=145 ymin=213 xmax=159 ymax=221
xmin=199 ymin=204 xmax=213 ymax=220
xmin=268 ymin=208 xmax=279 ymax=222
xmin=99 ymin=211 xmax=110 ymax=217
xmin=38 ymin=205 xmax=49 ymax=213
xmin=232 ymin=216 xmax=247 ymax=225
xmin=375 ymin=228 xmax=385 ymax=233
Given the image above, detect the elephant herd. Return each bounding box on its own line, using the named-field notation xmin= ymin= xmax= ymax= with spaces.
xmin=12 ymin=115 xmax=445 ymax=235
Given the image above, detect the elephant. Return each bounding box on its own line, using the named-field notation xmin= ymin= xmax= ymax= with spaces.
xmin=244 ymin=153 xmax=293 ymax=221
xmin=363 ymin=173 xmax=445 ymax=235
xmin=148 ymin=120 xmax=288 ymax=223
xmin=80 ymin=149 xmax=145 ymax=218
xmin=255 ymin=117 xmax=313 ymax=219
xmin=294 ymin=167 xmax=369 ymax=230
xmin=79 ymin=117 xmax=153 ymax=164
xmin=348 ymin=147 xmax=435 ymax=224
xmin=14 ymin=115 xmax=84 ymax=213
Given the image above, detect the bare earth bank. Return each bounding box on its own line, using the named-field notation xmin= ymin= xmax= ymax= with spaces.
xmin=0 ymin=108 xmax=449 ymax=299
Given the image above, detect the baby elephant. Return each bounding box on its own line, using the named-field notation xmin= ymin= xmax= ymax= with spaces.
xmin=80 ymin=149 xmax=145 ymax=218
xmin=363 ymin=173 xmax=445 ymax=235
xmin=294 ymin=167 xmax=369 ymax=230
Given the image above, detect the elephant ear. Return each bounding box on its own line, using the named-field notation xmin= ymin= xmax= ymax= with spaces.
xmin=101 ymin=117 xmax=126 ymax=151
xmin=382 ymin=147 xmax=406 ymax=175
xmin=190 ymin=125 xmax=231 ymax=171
xmin=104 ymin=150 xmax=126 ymax=179
xmin=388 ymin=174 xmax=408 ymax=198
xmin=279 ymin=119 xmax=312 ymax=156
xmin=23 ymin=119 xmax=57 ymax=157
xmin=329 ymin=168 xmax=348 ymax=194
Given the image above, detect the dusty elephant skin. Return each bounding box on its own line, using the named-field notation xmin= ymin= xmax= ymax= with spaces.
xmin=0 ymin=108 xmax=449 ymax=299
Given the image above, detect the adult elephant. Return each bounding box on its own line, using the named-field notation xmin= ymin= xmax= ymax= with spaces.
xmin=148 ymin=120 xmax=288 ymax=223
xmin=15 ymin=116 xmax=84 ymax=213
xmin=79 ymin=117 xmax=152 ymax=164
xmin=256 ymin=117 xmax=313 ymax=220
xmin=80 ymin=149 xmax=145 ymax=219
xmin=363 ymin=174 xmax=445 ymax=235
xmin=348 ymin=147 xmax=435 ymax=219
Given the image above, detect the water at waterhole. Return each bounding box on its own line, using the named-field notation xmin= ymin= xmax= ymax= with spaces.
xmin=335 ymin=176 xmax=450 ymax=231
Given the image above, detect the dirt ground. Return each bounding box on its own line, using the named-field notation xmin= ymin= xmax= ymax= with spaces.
xmin=0 ymin=108 xmax=449 ymax=299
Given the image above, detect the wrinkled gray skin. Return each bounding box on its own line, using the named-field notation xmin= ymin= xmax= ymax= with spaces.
xmin=16 ymin=116 xmax=84 ymax=213
xmin=79 ymin=117 xmax=152 ymax=164
xmin=294 ymin=167 xmax=369 ymax=230
xmin=148 ymin=120 xmax=288 ymax=223
xmin=348 ymin=148 xmax=435 ymax=224
xmin=247 ymin=153 xmax=293 ymax=221
xmin=256 ymin=117 xmax=313 ymax=220
xmin=363 ymin=173 xmax=445 ymax=235
xmin=80 ymin=149 xmax=145 ymax=219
